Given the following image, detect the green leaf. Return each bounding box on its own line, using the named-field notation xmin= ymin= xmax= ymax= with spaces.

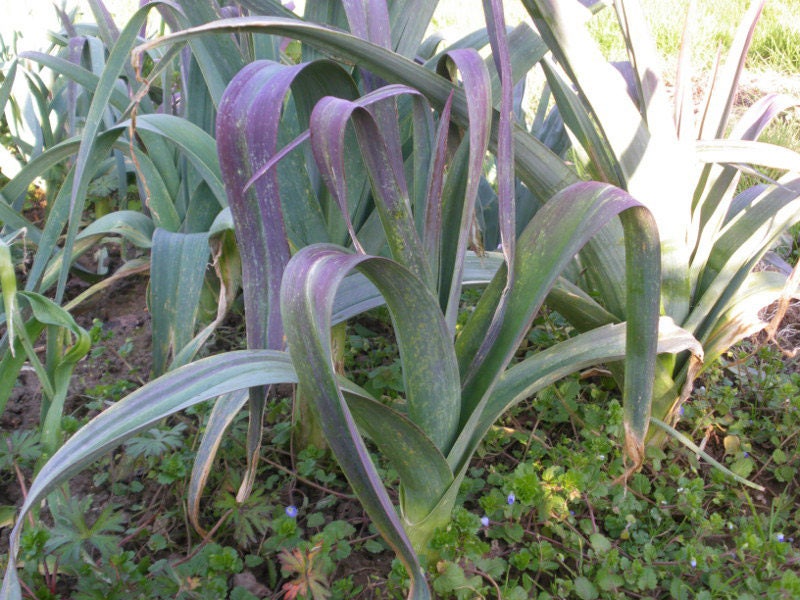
xmin=524 ymin=0 xmax=692 ymax=323
xmin=130 ymin=113 xmax=228 ymax=209
xmin=0 ymin=237 xmax=19 ymax=354
xmin=150 ymin=228 xmax=211 ymax=375
xmin=310 ymin=89 xmax=432 ymax=284
xmin=282 ymin=245 xmax=455 ymax=595
xmin=687 ymin=177 xmax=800 ymax=342
xmin=18 ymin=291 xmax=91 ymax=456
xmin=188 ymin=390 xmax=249 ymax=534
xmin=574 ymin=576 xmax=599 ymax=600
xmin=697 ymin=0 xmax=765 ymax=140
xmin=77 ymin=210 xmax=155 ymax=248
xmin=0 ymin=59 xmax=17 ymax=117
xmin=590 ymin=532 xmax=612 ymax=554
xmin=455 ymin=182 xmax=660 ymax=471
xmin=650 ymin=417 xmax=764 ymax=490
xmin=173 ymin=0 xmax=245 ymax=106
xmin=342 ymin=382 xmax=454 ymax=526
xmin=17 ymin=51 xmax=131 ymax=112
xmin=2 ymin=350 xmax=298 ymax=600
xmin=460 ymin=317 xmax=700 ymax=472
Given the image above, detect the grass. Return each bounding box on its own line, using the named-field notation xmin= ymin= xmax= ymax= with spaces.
xmin=586 ymin=0 xmax=800 ymax=87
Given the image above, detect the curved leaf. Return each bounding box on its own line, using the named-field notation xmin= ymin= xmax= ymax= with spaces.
xmin=482 ymin=317 xmax=701 ymax=444
xmin=132 ymin=16 xmax=578 ymax=202
xmin=281 ymin=244 xmax=461 ymax=596
xmin=310 ymin=89 xmax=431 ymax=282
xmin=1 ymin=349 xmax=298 ymax=600
xmin=702 ymin=269 xmax=788 ymax=365
xmin=130 ymin=113 xmax=228 ymax=208
xmin=454 ymin=181 xmax=660 ymax=470
xmin=77 ymin=210 xmax=155 ymax=248
xmin=342 ymin=382 xmax=454 ymax=527
xmin=188 ymin=389 xmax=250 ymax=535
xmin=216 ymin=58 xmax=358 ymax=351
xmin=688 ymin=176 xmax=800 ymax=340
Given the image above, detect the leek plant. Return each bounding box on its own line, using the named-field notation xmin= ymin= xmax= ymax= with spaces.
xmin=0 ymin=231 xmax=91 ymax=532
xmin=1 ymin=1 xmax=699 ymax=598
xmin=518 ymin=0 xmax=800 ymax=444
xmin=0 ymin=0 xmax=258 ymax=422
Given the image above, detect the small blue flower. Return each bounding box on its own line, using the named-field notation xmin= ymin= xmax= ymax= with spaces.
xmin=507 ymin=492 xmax=516 ymax=505
xmin=480 ymin=515 xmax=490 ymax=527
xmin=678 ymin=405 xmax=685 ymax=417
xmin=776 ymin=532 xmax=785 ymax=543
xmin=743 ymin=451 xmax=749 ymax=458
xmin=285 ymin=505 xmax=298 ymax=518
xmin=690 ymin=558 xmax=697 ymax=568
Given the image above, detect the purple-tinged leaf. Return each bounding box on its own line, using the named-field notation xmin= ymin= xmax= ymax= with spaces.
xmin=483 ymin=0 xmax=515 ymax=272
xmin=309 ymin=96 xmax=366 ymax=252
xmin=730 ymin=93 xmax=800 ymax=141
xmin=455 ymin=182 xmax=660 ymax=471
xmin=433 ymin=48 xmax=492 ymax=331
xmin=342 ymin=0 xmax=391 ymax=50
xmin=422 ymin=92 xmax=454 ymax=277
xmin=408 ymin=87 xmax=438 ymax=241
xmin=133 ymin=17 xmax=578 ymax=202
xmin=217 ymin=60 xmax=293 ymax=351
xmin=351 ymin=112 xmax=433 ymax=284
xmin=462 ymin=0 xmax=518 ymax=370
xmin=309 ymin=88 xmax=432 ymax=284
xmin=216 ymin=58 xmax=358 ymax=502
xmin=341 ymin=0 xmax=406 ymax=172
xmin=216 ymin=59 xmax=358 ymax=349
xmin=244 ymin=131 xmax=311 ymax=195
xmin=281 ymin=245 xmax=459 ymax=598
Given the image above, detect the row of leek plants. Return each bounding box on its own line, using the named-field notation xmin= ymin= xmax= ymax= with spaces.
xmin=519 ymin=0 xmax=800 ymax=446
xmin=3 ymin=0 xmax=781 ymax=598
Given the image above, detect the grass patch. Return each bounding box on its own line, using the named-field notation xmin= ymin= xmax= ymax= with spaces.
xmin=586 ymin=0 xmax=800 ymax=80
